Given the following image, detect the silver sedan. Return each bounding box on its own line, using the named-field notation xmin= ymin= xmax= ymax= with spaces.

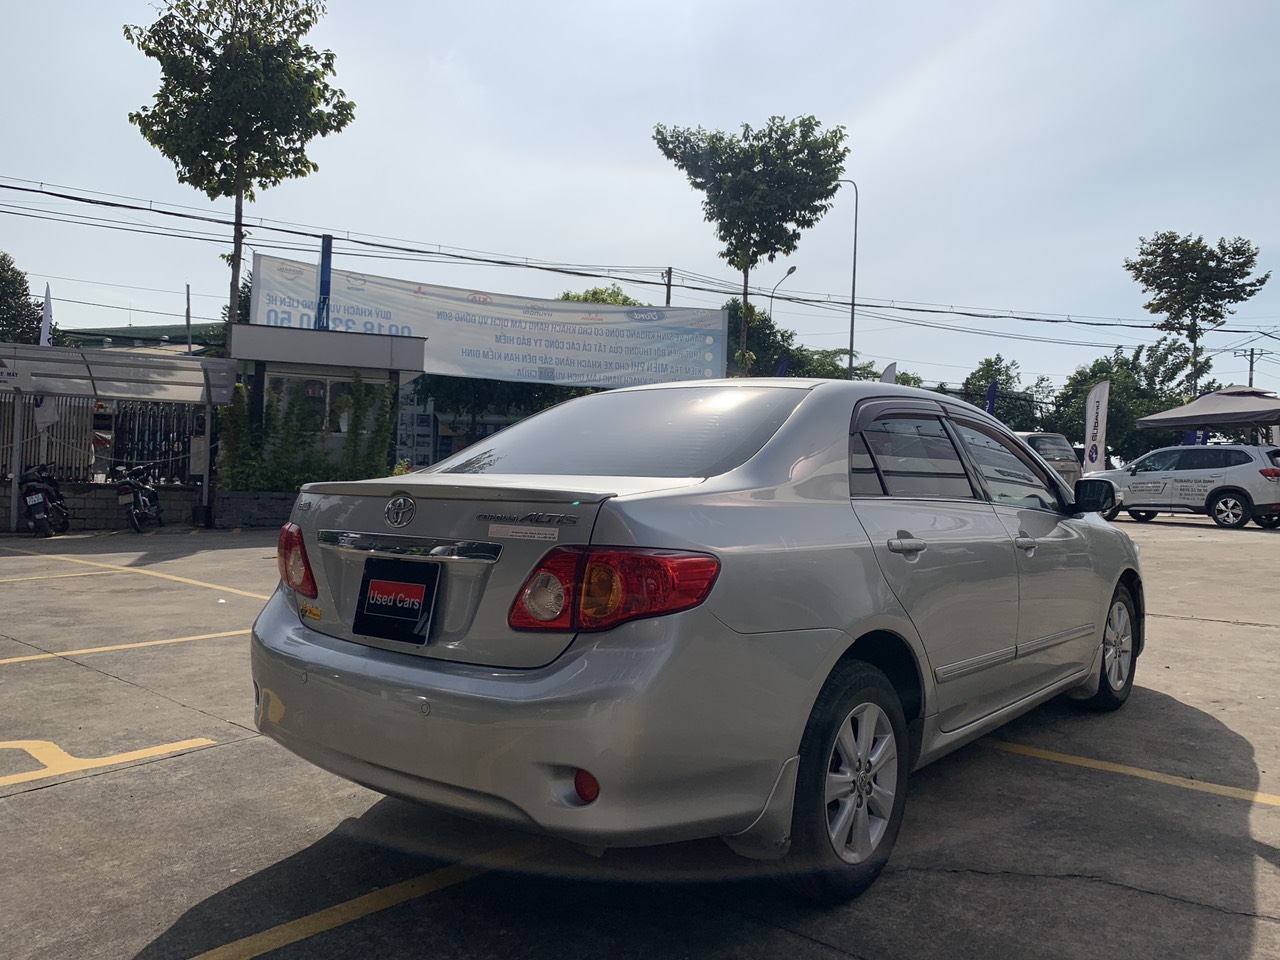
xmin=251 ymin=379 xmax=1143 ymax=902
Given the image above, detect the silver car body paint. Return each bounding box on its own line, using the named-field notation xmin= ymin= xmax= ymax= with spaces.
xmin=251 ymin=379 xmax=1142 ymax=858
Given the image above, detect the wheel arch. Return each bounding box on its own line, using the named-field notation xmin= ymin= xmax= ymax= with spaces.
xmin=827 ymin=630 xmax=926 ymax=770
xmin=1118 ymin=568 xmax=1145 ymax=657
xmin=1204 ymin=486 xmax=1253 ymax=513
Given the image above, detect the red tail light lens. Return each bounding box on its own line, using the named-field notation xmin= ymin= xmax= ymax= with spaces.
xmin=1260 ymin=468 xmax=1280 ymax=481
xmin=509 ymin=546 xmax=720 ymax=632
xmin=277 ymin=522 xmax=317 ymax=598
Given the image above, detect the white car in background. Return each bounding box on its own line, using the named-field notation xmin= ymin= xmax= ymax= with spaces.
xmin=1092 ymin=443 xmax=1280 ymax=528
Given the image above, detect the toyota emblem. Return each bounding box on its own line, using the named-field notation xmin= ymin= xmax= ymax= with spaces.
xmin=384 ymin=495 xmax=416 ymax=528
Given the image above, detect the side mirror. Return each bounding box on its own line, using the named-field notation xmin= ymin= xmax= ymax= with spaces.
xmin=1074 ymin=478 xmax=1116 ymax=514
xmin=1128 ymin=465 xmax=1139 ymax=476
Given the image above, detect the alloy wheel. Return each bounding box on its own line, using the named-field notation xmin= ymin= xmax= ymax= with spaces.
xmin=825 ymin=702 xmax=898 ymax=864
xmin=1213 ymin=496 xmax=1246 ymax=527
xmin=1103 ymin=597 xmax=1134 ymax=691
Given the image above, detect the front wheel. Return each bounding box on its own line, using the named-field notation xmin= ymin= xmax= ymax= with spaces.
xmin=1101 ymin=505 xmax=1122 ymax=521
xmin=1254 ymin=515 xmax=1280 ymax=529
xmin=779 ymin=661 xmax=909 ymax=904
xmin=1210 ymin=492 xmax=1252 ymax=528
xmin=1128 ymin=510 xmax=1157 ymax=522
xmin=1078 ymin=585 xmax=1137 ymax=712
xmin=51 ymin=505 xmax=70 ymax=534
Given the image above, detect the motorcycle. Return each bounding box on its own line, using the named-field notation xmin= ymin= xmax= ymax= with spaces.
xmin=17 ymin=463 xmax=72 ymax=538
xmin=116 ymin=465 xmax=165 ymax=533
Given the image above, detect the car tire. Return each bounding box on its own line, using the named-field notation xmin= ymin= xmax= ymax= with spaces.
xmin=779 ymin=661 xmax=909 ymax=904
xmin=1101 ymin=505 xmax=1121 ymax=522
xmin=1254 ymin=515 xmax=1280 ymax=529
xmin=1209 ymin=491 xmax=1252 ymax=529
xmin=1078 ymin=585 xmax=1137 ymax=712
xmin=1127 ymin=510 xmax=1157 ymax=522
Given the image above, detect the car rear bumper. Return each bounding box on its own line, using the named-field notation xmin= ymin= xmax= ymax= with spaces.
xmin=251 ymin=589 xmax=833 ymax=850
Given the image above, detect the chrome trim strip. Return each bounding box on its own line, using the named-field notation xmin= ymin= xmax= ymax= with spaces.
xmin=1017 ymin=623 xmax=1096 ymax=657
xmin=317 ymin=530 xmax=502 ymax=563
xmin=934 ymin=646 xmax=1016 ymax=684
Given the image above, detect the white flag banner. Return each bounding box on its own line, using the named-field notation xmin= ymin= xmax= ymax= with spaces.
xmin=40 ymin=284 xmax=53 ymax=347
xmin=879 ymin=362 xmax=897 ymax=383
xmin=1083 ymin=380 xmax=1111 ymax=473
xmin=249 ymin=254 xmax=729 ymax=388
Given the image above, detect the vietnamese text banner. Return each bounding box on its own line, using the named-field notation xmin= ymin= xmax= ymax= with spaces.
xmin=249 ymin=254 xmax=728 ymax=387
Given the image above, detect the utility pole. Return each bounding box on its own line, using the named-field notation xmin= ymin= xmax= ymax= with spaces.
xmin=664 ymin=267 xmax=672 ymax=307
xmin=1233 ymin=347 xmax=1277 ymax=387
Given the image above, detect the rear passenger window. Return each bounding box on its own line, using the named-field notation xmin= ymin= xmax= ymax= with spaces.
xmin=860 ymin=417 xmax=974 ymax=499
xmin=850 ymin=434 xmax=886 ymax=496
xmin=1224 ymin=450 xmax=1253 ymax=467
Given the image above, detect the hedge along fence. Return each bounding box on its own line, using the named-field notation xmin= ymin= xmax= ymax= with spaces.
xmin=217 ymin=372 xmax=403 ymax=495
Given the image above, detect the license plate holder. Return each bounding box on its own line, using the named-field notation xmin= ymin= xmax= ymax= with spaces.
xmin=352 ymin=557 xmax=440 ymax=645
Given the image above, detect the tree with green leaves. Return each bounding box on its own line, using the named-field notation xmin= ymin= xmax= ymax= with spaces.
xmin=653 ymin=116 xmax=848 ymax=375
xmin=125 ymin=0 xmax=355 ymax=329
xmin=0 ymin=252 xmax=49 ymax=345
xmin=1123 ymin=231 xmax=1270 ymax=395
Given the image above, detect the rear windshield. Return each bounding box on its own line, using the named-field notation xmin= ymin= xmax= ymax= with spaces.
xmin=1026 ymin=435 xmax=1075 ymax=460
xmin=425 ymin=385 xmax=807 ymax=478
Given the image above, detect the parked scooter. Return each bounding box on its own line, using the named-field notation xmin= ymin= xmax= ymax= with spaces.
xmin=115 ymin=465 xmax=164 ymax=533
xmin=17 ymin=463 xmax=72 ymax=537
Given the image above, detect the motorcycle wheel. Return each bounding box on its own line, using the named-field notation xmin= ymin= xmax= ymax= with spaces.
xmin=52 ymin=505 xmax=71 ymax=534
xmin=155 ymin=507 xmax=165 ymax=528
xmin=34 ymin=516 xmax=52 ymax=538
xmin=128 ymin=510 xmax=144 ymax=534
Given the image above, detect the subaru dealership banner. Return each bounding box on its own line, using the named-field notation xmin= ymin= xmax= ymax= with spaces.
xmin=249 ymin=254 xmax=728 ymax=387
xmin=1083 ymin=379 xmax=1110 ymax=474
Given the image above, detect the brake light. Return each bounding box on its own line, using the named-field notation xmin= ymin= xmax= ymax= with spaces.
xmin=509 ymin=546 xmax=720 ymax=632
xmin=277 ymin=522 xmax=317 ymax=598
xmin=1260 ymin=468 xmax=1280 ymax=482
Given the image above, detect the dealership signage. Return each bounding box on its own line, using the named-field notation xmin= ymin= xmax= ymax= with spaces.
xmin=249 ymin=254 xmax=728 ymax=388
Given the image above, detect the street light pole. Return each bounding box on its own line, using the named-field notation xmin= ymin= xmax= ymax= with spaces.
xmin=768 ymin=265 xmax=797 ymax=331
xmin=838 ymin=179 xmax=859 ymax=379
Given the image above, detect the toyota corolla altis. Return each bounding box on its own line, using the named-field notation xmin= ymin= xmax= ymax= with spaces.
xmin=251 ymin=379 xmax=1142 ymax=902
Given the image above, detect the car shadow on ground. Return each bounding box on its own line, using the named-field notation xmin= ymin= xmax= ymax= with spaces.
xmin=0 ymin=527 xmax=280 ymax=569
xmin=132 ymin=687 xmax=1263 ymax=960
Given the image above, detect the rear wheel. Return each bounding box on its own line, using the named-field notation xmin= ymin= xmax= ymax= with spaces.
xmin=128 ymin=509 xmax=144 ymax=534
xmin=1101 ymin=505 xmax=1121 ymax=521
xmin=1128 ymin=510 xmax=1157 ymax=522
xmin=34 ymin=516 xmax=51 ymax=538
xmin=779 ymin=661 xmax=909 ymax=904
xmin=1254 ymin=515 xmax=1280 ymax=529
xmin=1078 ymin=585 xmax=1137 ymax=712
xmin=1209 ymin=492 xmax=1251 ymax=529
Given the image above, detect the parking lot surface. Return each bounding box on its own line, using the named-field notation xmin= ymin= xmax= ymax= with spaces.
xmin=2 ymin=517 xmax=1278 ymax=960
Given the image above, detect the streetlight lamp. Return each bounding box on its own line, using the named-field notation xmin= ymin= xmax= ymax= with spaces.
xmin=837 ymin=179 xmax=859 ymax=379
xmin=768 ymin=265 xmax=797 ymax=329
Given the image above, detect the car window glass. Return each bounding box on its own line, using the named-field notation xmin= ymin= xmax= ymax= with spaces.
xmin=1026 ymin=434 xmax=1074 ymax=460
xmin=1224 ymin=450 xmax=1253 ymax=467
xmin=1178 ymin=448 xmax=1227 ymax=471
xmin=860 ymin=416 xmax=973 ymax=499
xmin=954 ymin=423 xmax=1060 ymax=510
xmin=849 ymin=433 xmax=886 ymax=496
xmin=426 ymin=385 xmax=805 ymax=478
xmin=1135 ymin=450 xmax=1180 ymax=471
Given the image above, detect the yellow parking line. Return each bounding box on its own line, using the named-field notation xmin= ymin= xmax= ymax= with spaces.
xmin=0 ymin=570 xmax=118 ymax=584
xmin=987 ymin=740 xmax=1280 ymax=807
xmin=191 ymin=839 xmax=549 ymax=960
xmin=0 ymin=547 xmax=271 ymax=600
xmin=0 ymin=629 xmax=251 ymax=666
xmin=0 ymin=737 xmax=216 ymax=788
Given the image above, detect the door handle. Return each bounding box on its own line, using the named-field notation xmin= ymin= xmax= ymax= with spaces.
xmin=1014 ymin=536 xmax=1036 ymax=553
xmin=887 ymin=538 xmax=927 ymax=555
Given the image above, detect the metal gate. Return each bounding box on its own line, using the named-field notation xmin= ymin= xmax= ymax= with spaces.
xmin=0 ymin=394 xmax=95 ymax=480
xmin=111 ymin=401 xmax=198 ymax=484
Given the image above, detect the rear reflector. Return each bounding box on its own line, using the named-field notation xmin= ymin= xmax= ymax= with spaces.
xmin=509 ymin=546 xmax=720 ymax=632
xmin=278 ymin=522 xmax=318 ymax=598
xmin=574 ymin=769 xmax=600 ymax=804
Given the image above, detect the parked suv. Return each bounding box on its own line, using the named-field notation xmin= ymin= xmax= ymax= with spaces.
xmin=1092 ymin=443 xmax=1280 ymax=528
xmin=1016 ymin=432 xmax=1083 ymax=489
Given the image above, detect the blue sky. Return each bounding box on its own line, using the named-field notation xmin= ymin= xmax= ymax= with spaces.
xmin=3 ymin=0 xmax=1279 ymax=392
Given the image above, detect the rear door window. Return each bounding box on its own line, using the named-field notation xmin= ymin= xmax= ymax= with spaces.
xmin=859 ymin=416 xmax=975 ymax=499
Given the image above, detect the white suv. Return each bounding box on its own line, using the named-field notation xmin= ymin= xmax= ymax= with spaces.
xmin=1093 ymin=443 xmax=1280 ymax=528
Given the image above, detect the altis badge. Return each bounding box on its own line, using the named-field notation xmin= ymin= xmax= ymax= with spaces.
xmin=365 ymin=579 xmax=426 ymax=621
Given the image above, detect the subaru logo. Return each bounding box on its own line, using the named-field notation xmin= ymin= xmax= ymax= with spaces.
xmin=626 ymin=308 xmax=666 ymax=322
xmin=384 ymin=495 xmax=416 ymax=528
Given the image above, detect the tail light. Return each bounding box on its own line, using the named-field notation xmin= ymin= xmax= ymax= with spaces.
xmin=278 ymin=522 xmax=318 ymax=598
xmin=509 ymin=546 xmax=720 ymax=632
xmin=1260 ymin=468 xmax=1280 ymax=482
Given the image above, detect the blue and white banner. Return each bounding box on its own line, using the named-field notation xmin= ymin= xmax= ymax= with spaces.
xmin=249 ymin=254 xmax=728 ymax=388
xmin=1083 ymin=380 xmax=1110 ymax=474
